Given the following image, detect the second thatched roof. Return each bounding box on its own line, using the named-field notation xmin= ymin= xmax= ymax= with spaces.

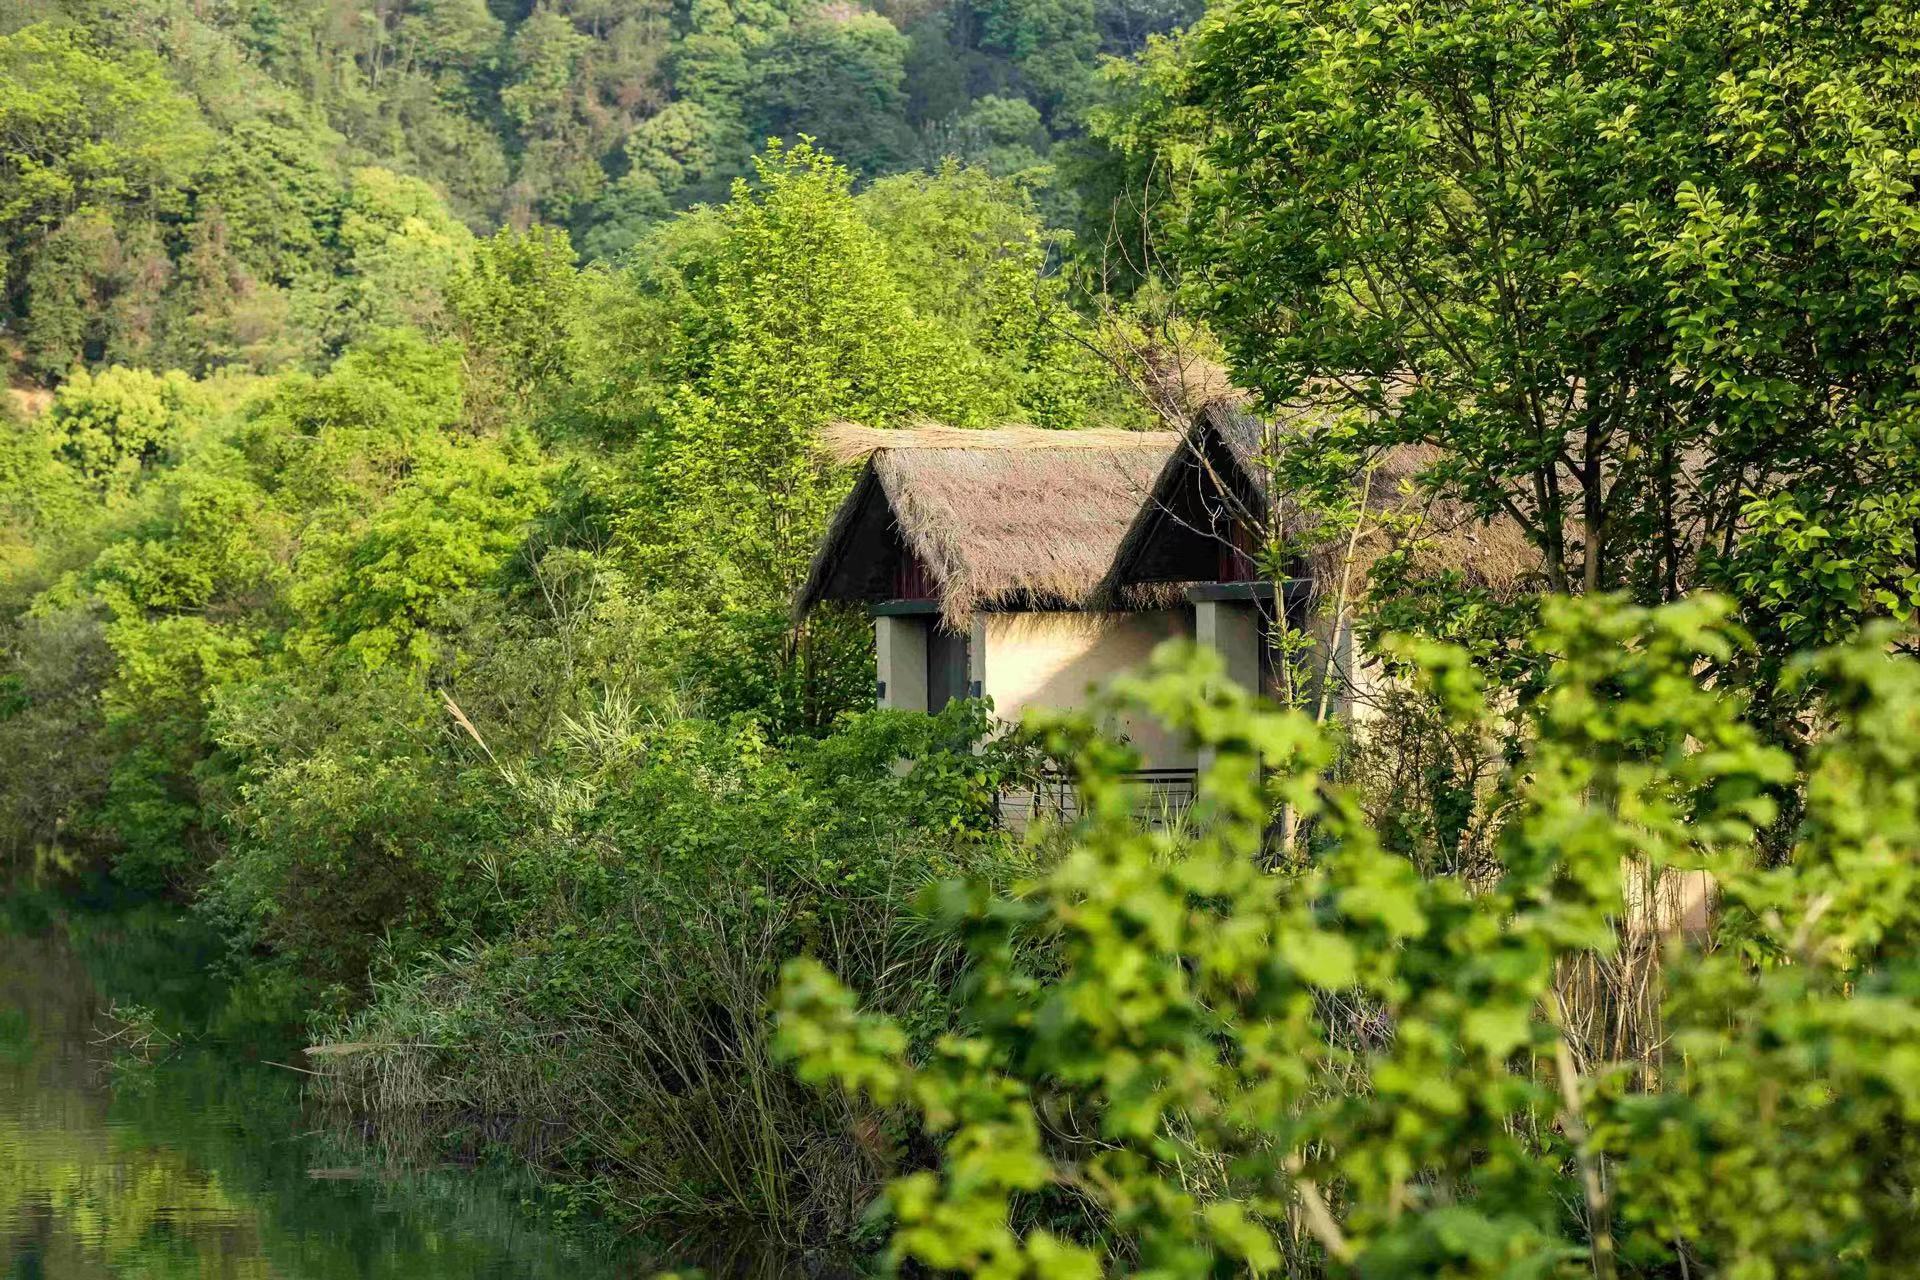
xmin=1099 ymin=399 xmax=1543 ymax=602
xmin=796 ymin=423 xmax=1181 ymax=626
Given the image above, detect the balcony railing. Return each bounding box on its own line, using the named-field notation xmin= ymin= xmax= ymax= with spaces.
xmin=999 ymin=767 xmax=1198 ymax=833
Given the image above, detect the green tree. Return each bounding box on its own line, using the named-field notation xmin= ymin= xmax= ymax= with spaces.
xmin=7 ymin=327 xmax=481 ymax=883
xmin=748 ymin=13 xmax=916 ymax=175
xmin=671 ymin=0 xmax=756 ymax=107
xmin=501 ymin=6 xmax=605 ymax=222
xmin=779 ymin=598 xmax=1920 ymax=1277
xmin=626 ymin=140 xmax=996 ymax=577
xmin=395 ymin=0 xmax=507 ymax=85
xmin=0 ymin=605 xmax=114 ymax=872
xmin=19 ymin=209 xmax=124 ymax=379
xmin=186 ymin=117 xmax=342 ymax=289
xmin=613 ymin=142 xmax=1047 ymax=727
xmin=239 ymin=329 xmax=467 ymax=512
xmin=860 ymin=162 xmax=1125 ymax=430
xmin=157 ymin=208 xmax=306 ymax=374
xmin=0 ymin=408 xmax=85 ymax=582
xmin=1149 ymin=0 xmax=1920 ymax=652
xmin=976 ymin=0 xmax=1100 ymax=122
xmin=81 ymin=461 xmax=282 ymax=886
xmin=0 ymin=24 xmax=215 ymax=377
xmin=323 ymin=166 xmax=475 ymax=347
xmin=621 ymin=99 xmax=749 ymax=205
xmin=43 ymin=366 xmax=197 ymax=497
xmin=449 ymin=224 xmax=587 ymax=417
xmin=0 ymin=23 xmax=209 ymax=252
xmin=289 ymin=443 xmax=547 ymax=668
xmin=934 ymin=95 xmax=1050 ymax=177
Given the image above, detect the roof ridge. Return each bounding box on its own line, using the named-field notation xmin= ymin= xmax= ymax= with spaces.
xmin=821 ymin=421 xmax=1178 ymax=464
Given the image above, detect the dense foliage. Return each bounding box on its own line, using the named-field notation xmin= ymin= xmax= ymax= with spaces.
xmin=1114 ymin=0 xmax=1920 ymax=716
xmin=4 ymin=0 xmax=1918 ymax=1267
xmin=0 ymin=142 xmax=1120 ymax=891
xmin=0 ymin=129 xmax=1128 ymax=1243
xmin=0 ymin=0 xmax=1199 ymax=381
xmin=780 ymin=600 xmax=1920 ymax=1276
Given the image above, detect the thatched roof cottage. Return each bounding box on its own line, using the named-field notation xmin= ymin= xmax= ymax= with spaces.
xmin=796 ymin=409 xmax=1537 ymax=772
xmin=796 ymin=423 xmax=1198 ymax=773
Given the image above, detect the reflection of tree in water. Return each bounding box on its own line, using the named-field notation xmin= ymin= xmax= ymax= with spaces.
xmin=0 ymin=914 xmax=646 ymax=1279
xmin=0 ymin=1129 xmax=261 ymax=1276
xmin=0 ymin=925 xmax=267 ymax=1276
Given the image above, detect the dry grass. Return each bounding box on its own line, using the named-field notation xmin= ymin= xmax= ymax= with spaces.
xmin=820 ymin=421 xmax=1171 ymax=462
xmin=306 ymin=849 xmax=993 ymax=1251
xmin=802 ymin=422 xmax=1179 ymax=626
xmin=5 ymin=386 xmax=52 ymax=420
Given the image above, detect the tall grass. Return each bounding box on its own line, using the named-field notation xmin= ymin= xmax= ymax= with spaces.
xmin=309 ymin=719 xmax=1038 ymax=1249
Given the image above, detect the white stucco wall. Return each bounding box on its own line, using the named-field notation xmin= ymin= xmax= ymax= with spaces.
xmin=875 ymin=615 xmax=929 ymax=712
xmin=981 ymin=610 xmax=1197 ymax=771
xmin=1195 ymin=599 xmax=1262 ymax=693
xmin=1306 ymin=613 xmax=1393 ymax=726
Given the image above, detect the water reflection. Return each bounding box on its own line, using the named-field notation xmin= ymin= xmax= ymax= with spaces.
xmin=0 ymin=910 xmax=647 ymax=1279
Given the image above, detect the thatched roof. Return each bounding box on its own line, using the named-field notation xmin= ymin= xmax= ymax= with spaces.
xmin=1099 ymin=398 xmax=1541 ymax=603
xmin=796 ymin=424 xmax=1181 ymax=627
xmin=821 ymin=422 xmax=1164 ymax=462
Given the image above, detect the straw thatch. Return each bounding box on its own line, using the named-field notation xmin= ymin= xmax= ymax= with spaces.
xmin=797 ymin=424 xmax=1181 ymax=626
xmin=821 ymin=421 xmax=1170 ymax=463
xmin=1099 ymin=398 xmax=1542 ymax=604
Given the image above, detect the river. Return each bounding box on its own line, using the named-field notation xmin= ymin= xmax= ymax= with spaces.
xmin=0 ymin=901 xmax=660 ymax=1278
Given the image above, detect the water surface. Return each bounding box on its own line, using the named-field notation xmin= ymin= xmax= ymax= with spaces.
xmin=0 ymin=906 xmax=650 ymax=1278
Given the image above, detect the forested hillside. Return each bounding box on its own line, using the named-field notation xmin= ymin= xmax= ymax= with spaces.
xmin=4 ymin=0 xmax=1919 ymax=1272
xmin=0 ymin=0 xmax=1183 ymax=381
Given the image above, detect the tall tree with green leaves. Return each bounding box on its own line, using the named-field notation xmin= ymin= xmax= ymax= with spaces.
xmin=0 ymin=23 xmax=209 ymax=252
xmin=449 ymin=224 xmax=588 ymax=423
xmin=605 ymin=141 xmax=1131 ymax=731
xmin=0 ymin=25 xmax=213 ymax=377
xmin=977 ymin=0 xmax=1101 ymax=123
xmin=615 ymin=141 xmax=971 ymax=729
xmin=1145 ymin=0 xmax=1920 ymax=664
xmin=748 ymin=12 xmax=916 ymax=174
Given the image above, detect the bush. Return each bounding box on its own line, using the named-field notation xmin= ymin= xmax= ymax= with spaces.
xmin=44 ymin=366 xmax=205 ymax=497
xmin=0 ymin=604 xmax=115 ymax=872
xmin=203 ymin=659 xmax=511 ymax=987
xmin=311 ymin=698 xmax=1046 ymax=1246
xmin=777 ymin=597 xmax=1920 ymax=1277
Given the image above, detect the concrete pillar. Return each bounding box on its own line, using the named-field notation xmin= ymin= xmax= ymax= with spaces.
xmin=1194 ymin=599 xmax=1261 ymax=775
xmin=875 ymin=615 xmax=928 ymax=711
xmin=968 ymin=615 xmax=989 ymax=706
xmin=1195 ymin=599 xmax=1261 ymax=693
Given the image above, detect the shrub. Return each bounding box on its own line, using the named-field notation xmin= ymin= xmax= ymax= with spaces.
xmin=44 ymin=366 xmax=202 ymax=497
xmin=311 ymin=698 xmax=1046 ymax=1246
xmin=777 ymin=597 xmax=1920 ymax=1277
xmin=0 ymin=604 xmax=115 ymax=871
